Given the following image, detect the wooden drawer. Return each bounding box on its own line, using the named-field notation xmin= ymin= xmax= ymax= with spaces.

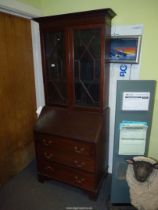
xmin=36 ymin=146 xmax=96 ymax=173
xmin=36 ymin=134 xmax=95 ymax=158
xmin=38 ymin=160 xmax=96 ymax=191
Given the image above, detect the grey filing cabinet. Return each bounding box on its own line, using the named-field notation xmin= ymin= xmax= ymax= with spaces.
xmin=111 ymin=80 xmax=156 ymax=204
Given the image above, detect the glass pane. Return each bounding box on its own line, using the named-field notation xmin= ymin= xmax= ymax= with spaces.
xmin=74 ymin=28 xmax=101 ymax=107
xmin=44 ymin=31 xmax=67 ymax=105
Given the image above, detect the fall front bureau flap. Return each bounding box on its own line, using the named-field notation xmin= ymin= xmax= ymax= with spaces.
xmin=34 ymin=106 xmax=108 ymax=143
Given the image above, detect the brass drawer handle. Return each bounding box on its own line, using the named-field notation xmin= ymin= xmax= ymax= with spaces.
xmin=74 ymin=176 xmax=85 ymax=184
xmin=44 ymin=152 xmax=53 ymax=160
xmin=42 ymin=138 xmax=52 ymax=146
xmin=74 ymin=160 xmax=85 ymax=168
xmin=45 ymin=166 xmax=54 ymax=172
xmin=74 ymin=146 xmax=85 ymax=154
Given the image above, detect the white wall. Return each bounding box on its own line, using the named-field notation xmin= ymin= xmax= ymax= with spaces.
xmin=108 ymin=24 xmax=144 ymax=172
xmin=0 ymin=0 xmax=41 ymax=18
xmin=31 ymin=21 xmax=45 ymax=109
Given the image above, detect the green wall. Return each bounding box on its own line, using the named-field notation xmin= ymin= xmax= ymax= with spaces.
xmin=17 ymin=0 xmax=42 ymax=9
xmin=19 ymin=0 xmax=158 ymax=160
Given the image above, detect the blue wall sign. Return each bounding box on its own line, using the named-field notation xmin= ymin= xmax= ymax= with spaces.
xmin=120 ymin=64 xmax=127 ymax=77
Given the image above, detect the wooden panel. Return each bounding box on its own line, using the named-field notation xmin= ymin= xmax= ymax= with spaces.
xmin=0 ymin=12 xmax=36 ymax=184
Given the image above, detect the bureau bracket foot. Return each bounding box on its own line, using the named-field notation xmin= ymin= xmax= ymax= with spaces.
xmin=87 ymin=191 xmax=98 ymax=200
xmin=38 ymin=175 xmax=45 ymax=183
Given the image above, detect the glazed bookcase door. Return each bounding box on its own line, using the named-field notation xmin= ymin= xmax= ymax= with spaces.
xmin=43 ymin=31 xmax=67 ymax=106
xmin=73 ymin=28 xmax=101 ymax=107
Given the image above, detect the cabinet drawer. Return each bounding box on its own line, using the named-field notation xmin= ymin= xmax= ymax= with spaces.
xmin=38 ymin=160 xmax=96 ymax=190
xmin=36 ymin=134 xmax=95 ymax=157
xmin=37 ymin=146 xmax=96 ymax=172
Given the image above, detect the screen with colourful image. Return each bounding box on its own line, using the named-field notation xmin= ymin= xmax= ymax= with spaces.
xmin=109 ymin=36 xmax=141 ymax=63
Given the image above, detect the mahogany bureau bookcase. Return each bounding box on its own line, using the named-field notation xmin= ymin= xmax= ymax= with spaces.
xmin=33 ymin=8 xmax=116 ymax=198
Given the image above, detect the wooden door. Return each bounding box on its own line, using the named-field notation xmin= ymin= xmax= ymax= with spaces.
xmin=0 ymin=12 xmax=36 ymax=184
xmin=42 ymin=30 xmax=67 ymax=106
xmin=73 ymin=27 xmax=102 ymax=108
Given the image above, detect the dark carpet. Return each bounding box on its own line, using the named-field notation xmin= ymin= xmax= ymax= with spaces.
xmin=0 ymin=160 xmax=111 ymax=210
